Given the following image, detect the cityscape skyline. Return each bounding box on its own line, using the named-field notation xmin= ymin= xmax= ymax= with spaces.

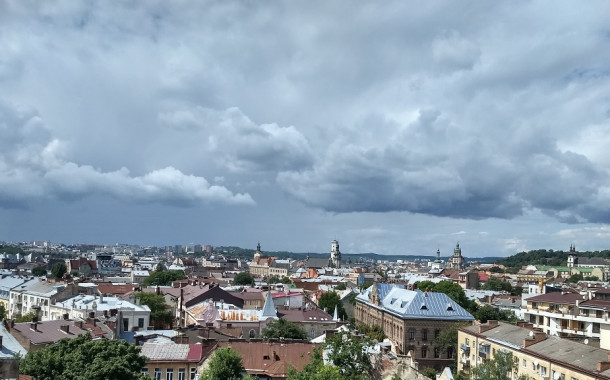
xmin=1 ymin=2 xmax=610 ymax=257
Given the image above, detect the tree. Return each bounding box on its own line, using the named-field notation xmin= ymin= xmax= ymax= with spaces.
xmin=474 ymin=305 xmax=517 ymax=323
xmin=32 ymin=266 xmax=47 ymax=277
xmin=566 ymin=273 xmax=583 ymax=283
xmin=142 ymin=270 xmax=186 ymax=286
xmin=262 ymin=318 xmax=308 ymax=340
xmin=334 ymin=283 xmax=347 ymax=291
xmin=318 ymin=292 xmax=347 ymax=320
xmin=233 ymin=272 xmax=255 ymax=286
xmin=469 ymin=351 xmax=527 ymax=380
xmin=20 ymin=333 xmax=149 ymax=380
xmin=267 ymin=275 xmax=292 ymax=284
xmin=356 ymin=324 xmax=386 ymax=341
xmin=0 ymin=303 xmax=6 ymax=320
xmin=133 ymin=292 xmax=173 ymax=329
xmin=481 ymin=277 xmax=512 ymax=293
xmin=51 ymin=262 xmax=67 ymax=279
xmin=200 ymin=347 xmax=244 ymax=380
xmin=323 ymin=331 xmax=372 ymax=380
xmin=15 ymin=312 xmax=37 ymax=323
xmin=287 ymin=347 xmax=343 ymax=380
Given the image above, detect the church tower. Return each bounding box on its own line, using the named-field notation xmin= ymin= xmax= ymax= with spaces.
xmin=567 ymin=244 xmax=578 ymax=268
xmin=330 ymin=240 xmax=341 ymax=268
xmin=447 ymin=242 xmax=466 ymax=270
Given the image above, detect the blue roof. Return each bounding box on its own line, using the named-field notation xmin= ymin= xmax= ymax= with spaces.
xmin=357 ymin=284 xmax=474 ymax=321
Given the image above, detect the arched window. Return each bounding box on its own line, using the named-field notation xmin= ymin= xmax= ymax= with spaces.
xmin=249 ymin=329 xmax=255 ymax=339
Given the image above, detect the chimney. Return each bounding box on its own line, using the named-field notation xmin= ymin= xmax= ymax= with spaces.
xmin=598 ymin=361 xmax=610 ymax=372
xmin=30 ymin=323 xmax=37 ymax=331
xmin=523 ymin=331 xmax=547 ymax=347
xmin=63 ymin=313 xmax=69 ymax=320
xmin=478 ymin=320 xmax=499 ymax=334
xmin=60 ymin=324 xmax=70 ymax=333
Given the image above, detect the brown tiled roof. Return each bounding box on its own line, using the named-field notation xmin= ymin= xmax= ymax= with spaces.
xmin=278 ymin=308 xmax=334 ymax=323
xmin=579 ymin=299 xmax=610 ymax=311
xmin=219 ymin=341 xmax=318 ymax=377
xmin=526 ymin=292 xmax=584 ymax=304
xmin=12 ymin=320 xmax=107 ymax=346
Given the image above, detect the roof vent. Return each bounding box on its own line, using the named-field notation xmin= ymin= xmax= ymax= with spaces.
xmin=420 ymin=303 xmax=427 ymax=310
xmin=446 ymin=303 xmax=454 ymax=311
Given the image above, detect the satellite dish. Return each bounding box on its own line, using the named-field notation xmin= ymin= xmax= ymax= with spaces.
xmin=584 ymin=339 xmax=589 ymax=345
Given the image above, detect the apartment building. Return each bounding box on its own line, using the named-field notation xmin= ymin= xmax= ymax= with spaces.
xmin=458 ymin=320 xmax=610 ymax=380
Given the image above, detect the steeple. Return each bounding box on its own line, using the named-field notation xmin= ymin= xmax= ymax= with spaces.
xmin=260 ymin=291 xmax=277 ymax=320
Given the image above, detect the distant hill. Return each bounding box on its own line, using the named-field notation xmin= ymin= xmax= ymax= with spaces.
xmin=212 ymin=246 xmax=503 ymax=264
xmin=497 ymin=249 xmax=610 ymax=269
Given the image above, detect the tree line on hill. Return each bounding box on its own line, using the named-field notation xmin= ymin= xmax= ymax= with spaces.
xmin=497 ymin=248 xmax=610 ymax=269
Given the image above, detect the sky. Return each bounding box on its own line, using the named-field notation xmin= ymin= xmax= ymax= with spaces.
xmin=1 ymin=1 xmax=610 ymax=257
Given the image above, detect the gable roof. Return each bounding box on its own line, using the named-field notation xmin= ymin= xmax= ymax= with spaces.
xmin=357 ymin=284 xmax=474 ymax=321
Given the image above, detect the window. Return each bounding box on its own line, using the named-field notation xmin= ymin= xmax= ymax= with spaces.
xmin=138 ymin=318 xmax=145 ymax=328
xmin=540 ymin=366 xmax=546 ymax=376
xmin=421 ymin=347 xmax=427 ymax=358
xmin=154 ymin=368 xmax=162 ymax=380
xmin=434 ymin=329 xmax=440 ymax=339
xmin=434 ymin=348 xmax=440 ymax=358
xmin=141 ymin=368 xmax=149 ymax=374
xmin=166 ymin=368 xmax=174 ymax=380
xmin=465 ymin=338 xmax=470 ymax=345
xmin=250 ymin=329 xmax=257 ymax=339
xmin=190 ymin=368 xmax=197 ymax=380
xmin=178 ymin=369 xmax=186 ymax=380
xmin=408 ymin=329 xmax=415 ymax=340
xmin=447 ymin=346 xmax=454 ymax=359
xmin=421 ymin=329 xmax=428 ymax=341
xmin=522 ymin=359 xmax=526 ymax=368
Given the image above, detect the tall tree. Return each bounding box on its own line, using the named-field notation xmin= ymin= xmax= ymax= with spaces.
xmin=324 ymin=331 xmax=372 ymax=380
xmin=20 ymin=334 xmax=149 ymax=380
xmin=133 ymin=292 xmax=173 ymax=329
xmin=233 ymin=272 xmax=255 ymax=286
xmin=469 ymin=351 xmax=527 ymax=380
xmin=142 ymin=269 xmax=186 ymax=286
xmin=262 ymin=318 xmax=308 ymax=340
xmin=200 ymin=347 xmax=244 ymax=380
xmin=51 ymin=262 xmax=67 ymax=279
xmin=318 ymin=292 xmax=347 ymax=320
xmin=287 ymin=347 xmax=343 ymax=380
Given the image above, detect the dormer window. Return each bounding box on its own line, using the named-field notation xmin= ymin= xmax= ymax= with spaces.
xmin=446 ymin=303 xmax=454 ymax=311
xmin=420 ymin=303 xmax=428 ymax=310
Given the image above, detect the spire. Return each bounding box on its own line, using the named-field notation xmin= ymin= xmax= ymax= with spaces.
xmin=261 ymin=291 xmax=277 ymax=320
xmin=257 ymin=242 xmax=261 ymax=252
xmin=333 ymin=305 xmax=339 ymax=322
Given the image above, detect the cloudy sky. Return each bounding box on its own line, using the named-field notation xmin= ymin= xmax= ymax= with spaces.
xmin=1 ymin=1 xmax=610 ymax=257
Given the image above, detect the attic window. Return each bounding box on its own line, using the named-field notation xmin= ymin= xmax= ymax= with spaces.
xmin=420 ymin=303 xmax=428 ymax=310
xmin=446 ymin=303 xmax=454 ymax=311
xmin=391 ymin=298 xmax=397 ymax=304
xmin=400 ymin=301 xmax=407 ymax=308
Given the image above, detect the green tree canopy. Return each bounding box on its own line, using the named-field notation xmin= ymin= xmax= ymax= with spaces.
xmin=0 ymin=303 xmax=6 ymax=321
xmin=469 ymin=351 xmax=527 ymax=380
xmin=267 ymin=275 xmax=292 ymax=284
xmin=51 ymin=262 xmax=67 ymax=279
xmin=287 ymin=347 xmax=343 ymax=380
xmin=323 ymin=331 xmax=372 ymax=380
xmin=32 ymin=266 xmax=47 ymax=277
xmin=20 ymin=334 xmax=149 ymax=380
xmin=318 ymin=292 xmax=347 ymax=320
xmin=233 ymin=272 xmax=255 ymax=286
xmin=133 ymin=292 xmax=173 ymax=329
xmin=142 ymin=269 xmax=186 ymax=286
xmin=200 ymin=347 xmax=244 ymax=380
xmin=474 ymin=305 xmax=517 ymax=323
xmin=481 ymin=277 xmax=512 ymax=292
xmin=15 ymin=312 xmax=37 ymax=323
xmin=262 ymin=318 xmax=308 ymax=340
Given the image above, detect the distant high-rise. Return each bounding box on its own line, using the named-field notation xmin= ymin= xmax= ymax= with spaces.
xmin=330 ymin=240 xmax=341 ymax=268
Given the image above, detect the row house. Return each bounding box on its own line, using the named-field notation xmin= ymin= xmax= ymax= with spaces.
xmin=50 ymin=294 xmax=151 ymax=333
xmin=522 ymin=290 xmax=610 ymax=344
xmin=458 ymin=320 xmax=610 ymax=380
xmin=8 ymin=279 xmax=78 ymax=320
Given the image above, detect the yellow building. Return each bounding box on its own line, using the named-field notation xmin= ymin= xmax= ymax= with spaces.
xmin=458 ymin=320 xmax=610 ymax=380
